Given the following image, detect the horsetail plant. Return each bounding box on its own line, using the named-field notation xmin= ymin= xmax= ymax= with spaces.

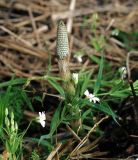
xmin=57 ymin=21 xmax=70 ymax=60
xmin=56 ymin=21 xmax=81 ymax=131
xmin=57 ymin=21 xmax=75 ymax=101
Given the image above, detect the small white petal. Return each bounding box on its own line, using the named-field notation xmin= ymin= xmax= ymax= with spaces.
xmin=39 ymin=112 xmax=42 ymax=117
xmin=120 ymin=67 xmax=126 ymax=72
xmin=84 ymin=90 xmax=89 ymax=97
xmin=119 ymin=66 xmax=127 ymax=80
xmin=89 ymin=98 xmax=92 ymax=102
xmin=38 ymin=112 xmax=46 ymax=127
xmin=77 ymin=56 xmax=82 ymax=62
xmin=89 ymin=93 xmax=95 ymax=98
xmin=92 ymin=97 xmax=100 ymax=103
xmin=40 ymin=120 xmax=46 ymax=127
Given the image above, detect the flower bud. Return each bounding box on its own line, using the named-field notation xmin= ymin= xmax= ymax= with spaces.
xmin=5 ymin=117 xmax=10 ymax=127
xmin=5 ymin=108 xmax=8 ymax=117
xmin=72 ymin=73 xmax=78 ymax=85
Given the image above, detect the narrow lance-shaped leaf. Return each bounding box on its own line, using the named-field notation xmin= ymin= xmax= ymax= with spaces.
xmin=94 ymin=54 xmax=104 ymax=94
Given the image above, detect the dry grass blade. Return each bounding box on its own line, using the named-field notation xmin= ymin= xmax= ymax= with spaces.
xmin=74 ymin=137 xmax=101 ymax=155
xmin=58 ymin=140 xmax=74 ymax=158
xmin=71 ymin=151 xmax=108 ymax=159
xmin=66 ymin=125 xmax=81 ymax=142
xmin=46 ymin=143 xmax=62 ymax=160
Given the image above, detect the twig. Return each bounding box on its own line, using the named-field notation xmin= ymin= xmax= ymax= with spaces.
xmin=126 ymin=154 xmax=138 ymax=160
xmin=126 ymin=51 xmax=138 ymax=80
xmin=106 ymin=19 xmax=115 ymax=31
xmin=67 ymin=0 xmax=76 ymax=34
xmin=110 ymin=37 xmax=125 ymax=48
xmin=126 ymin=51 xmax=138 ymax=127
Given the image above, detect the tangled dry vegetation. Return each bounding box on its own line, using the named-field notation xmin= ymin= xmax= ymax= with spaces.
xmin=0 ymin=0 xmax=138 ymax=78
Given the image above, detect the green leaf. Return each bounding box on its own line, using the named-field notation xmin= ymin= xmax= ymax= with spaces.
xmin=80 ymin=72 xmax=92 ymax=96
xmin=89 ymin=55 xmax=101 ymax=64
xmin=31 ymin=138 xmax=53 ymax=150
xmin=109 ymin=81 xmax=124 ymax=93
xmin=49 ymin=103 xmax=62 ymax=136
xmin=47 ymin=78 xmax=65 ymax=97
xmin=94 ymin=55 xmax=104 ymax=94
xmin=21 ymin=91 xmax=34 ymax=111
xmin=110 ymin=90 xmax=130 ymax=98
xmin=82 ymin=99 xmax=117 ymax=122
xmin=82 ymin=108 xmax=92 ymax=121
xmin=91 ymin=39 xmax=101 ymax=51
xmin=94 ymin=102 xmax=118 ymax=123
xmin=0 ymin=78 xmax=27 ymax=88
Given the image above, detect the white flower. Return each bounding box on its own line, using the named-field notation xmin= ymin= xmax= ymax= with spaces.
xmin=111 ymin=29 xmax=119 ymax=36
xmin=77 ymin=55 xmax=82 ymax=62
xmin=38 ymin=112 xmax=46 ymax=127
xmin=72 ymin=73 xmax=78 ymax=84
xmin=119 ymin=66 xmax=127 ymax=79
xmin=74 ymin=55 xmax=82 ymax=62
xmin=84 ymin=90 xmax=100 ymax=103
